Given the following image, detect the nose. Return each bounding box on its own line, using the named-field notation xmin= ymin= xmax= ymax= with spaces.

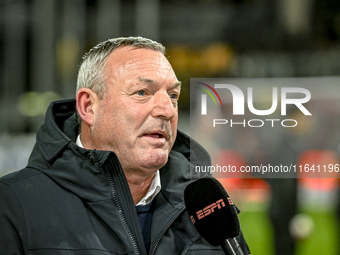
xmin=152 ymin=91 xmax=177 ymax=120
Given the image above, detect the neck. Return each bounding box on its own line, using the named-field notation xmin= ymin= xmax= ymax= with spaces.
xmin=125 ymin=172 xmax=155 ymax=205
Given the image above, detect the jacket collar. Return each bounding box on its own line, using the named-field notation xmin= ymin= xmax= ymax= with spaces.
xmin=35 ymin=99 xmax=77 ymax=162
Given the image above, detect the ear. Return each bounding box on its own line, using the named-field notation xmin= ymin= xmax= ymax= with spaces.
xmin=76 ymin=88 xmax=98 ymax=126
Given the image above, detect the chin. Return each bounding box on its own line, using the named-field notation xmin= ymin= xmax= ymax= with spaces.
xmin=142 ymin=152 xmax=169 ymax=170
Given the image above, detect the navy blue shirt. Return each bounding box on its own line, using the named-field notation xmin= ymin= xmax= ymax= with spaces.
xmin=135 ymin=201 xmax=154 ymax=253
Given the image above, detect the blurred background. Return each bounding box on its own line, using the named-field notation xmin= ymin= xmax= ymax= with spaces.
xmin=1 ymin=0 xmax=340 ymax=254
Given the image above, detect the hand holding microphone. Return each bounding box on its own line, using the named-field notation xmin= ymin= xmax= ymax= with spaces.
xmin=184 ymin=177 xmax=246 ymax=255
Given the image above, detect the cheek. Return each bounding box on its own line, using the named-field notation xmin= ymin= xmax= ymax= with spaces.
xmin=169 ymin=117 xmax=178 ymax=146
xmin=94 ymin=103 xmax=120 ymax=134
xmin=171 ymin=114 xmax=179 ymax=131
xmin=109 ymin=106 xmax=144 ymax=137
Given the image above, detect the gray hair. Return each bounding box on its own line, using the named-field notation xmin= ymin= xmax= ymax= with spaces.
xmin=76 ymin=36 xmax=166 ymax=98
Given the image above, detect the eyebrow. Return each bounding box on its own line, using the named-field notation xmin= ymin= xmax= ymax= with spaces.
xmin=138 ymin=77 xmax=182 ymax=88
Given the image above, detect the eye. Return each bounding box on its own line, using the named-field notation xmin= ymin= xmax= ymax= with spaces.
xmin=169 ymin=93 xmax=179 ymax=103
xmin=137 ymin=90 xmax=147 ymax=96
xmin=170 ymin=93 xmax=179 ymax=100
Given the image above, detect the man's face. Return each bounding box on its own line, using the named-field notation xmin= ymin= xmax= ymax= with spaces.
xmin=90 ymin=46 xmax=180 ymax=176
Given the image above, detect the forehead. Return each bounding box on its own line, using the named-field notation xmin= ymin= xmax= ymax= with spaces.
xmin=105 ymin=46 xmax=178 ymax=83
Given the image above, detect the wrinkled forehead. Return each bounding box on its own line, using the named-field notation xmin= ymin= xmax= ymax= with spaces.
xmin=105 ymin=46 xmax=178 ymax=83
xmin=107 ymin=46 xmax=170 ymax=68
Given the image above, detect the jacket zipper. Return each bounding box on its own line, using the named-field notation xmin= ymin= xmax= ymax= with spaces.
xmin=149 ymin=207 xmax=185 ymax=255
xmin=104 ymin=165 xmax=140 ymax=255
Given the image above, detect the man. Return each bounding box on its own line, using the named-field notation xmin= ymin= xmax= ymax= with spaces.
xmin=0 ymin=37 xmax=250 ymax=254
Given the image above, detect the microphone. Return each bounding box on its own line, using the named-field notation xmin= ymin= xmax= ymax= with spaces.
xmin=184 ymin=177 xmax=245 ymax=255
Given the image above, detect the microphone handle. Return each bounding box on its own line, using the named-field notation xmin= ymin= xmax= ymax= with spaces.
xmin=221 ymin=238 xmax=245 ymax=255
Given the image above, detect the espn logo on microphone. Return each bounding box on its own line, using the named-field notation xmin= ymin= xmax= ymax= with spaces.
xmin=190 ymin=198 xmax=233 ymax=224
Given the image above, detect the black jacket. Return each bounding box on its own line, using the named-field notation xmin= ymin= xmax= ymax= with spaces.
xmin=0 ymin=99 xmax=250 ymax=255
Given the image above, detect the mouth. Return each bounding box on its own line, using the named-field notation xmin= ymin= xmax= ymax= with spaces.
xmin=143 ymin=131 xmax=167 ymax=140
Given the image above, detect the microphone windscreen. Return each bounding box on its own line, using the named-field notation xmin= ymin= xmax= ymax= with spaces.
xmin=184 ymin=177 xmax=240 ymax=246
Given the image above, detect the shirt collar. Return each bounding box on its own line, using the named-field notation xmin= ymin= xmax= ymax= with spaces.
xmin=136 ymin=170 xmax=161 ymax=206
xmin=76 ymin=135 xmax=161 ymax=206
